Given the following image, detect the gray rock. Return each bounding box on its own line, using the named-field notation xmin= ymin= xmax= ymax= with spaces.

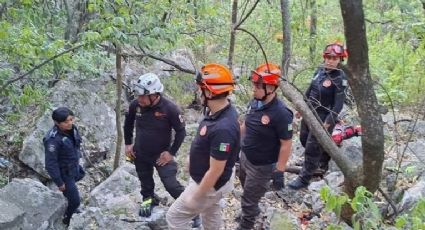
xmin=0 ymin=199 xmax=25 ymax=230
xmin=311 ymin=193 xmax=324 ymax=214
xmin=149 ymin=49 xmax=195 ymax=78
xmin=324 ymin=172 xmax=344 ymax=189
xmin=308 ymin=180 xmax=327 ymax=192
xmin=408 ymin=139 xmax=425 ymax=163
xmin=0 ymin=178 xmax=66 ymax=230
xmin=399 ymin=120 xmax=425 ymax=139
xmin=19 ymin=80 xmax=116 ymax=178
xmin=70 ymin=207 xmax=151 ymax=230
xmin=341 ymin=137 xmax=362 ymax=164
xmin=89 ymin=165 xmax=141 ymax=213
xmin=267 ymin=208 xmax=299 ymax=230
xmin=399 ymin=180 xmax=425 ymax=212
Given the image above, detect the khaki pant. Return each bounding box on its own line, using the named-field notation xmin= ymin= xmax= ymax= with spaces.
xmin=166 ymin=177 xmax=233 ymax=230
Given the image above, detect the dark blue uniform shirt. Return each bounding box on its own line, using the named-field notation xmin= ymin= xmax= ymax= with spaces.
xmin=44 ymin=125 xmax=81 ymax=187
xmin=124 ymin=96 xmax=186 ymax=159
xmin=242 ymin=96 xmax=293 ymax=165
xmin=189 ymin=104 xmax=240 ymax=190
xmin=305 ymin=67 xmax=347 ymax=124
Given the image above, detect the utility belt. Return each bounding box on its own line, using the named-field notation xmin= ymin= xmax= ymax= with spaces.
xmin=60 ymin=163 xmax=85 ymax=181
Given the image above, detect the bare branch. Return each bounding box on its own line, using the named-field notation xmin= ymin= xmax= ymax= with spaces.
xmin=236 ymin=27 xmax=269 ymax=67
xmin=378 ymin=187 xmax=398 ymax=218
xmin=235 ymin=0 xmax=260 ymax=30
xmin=365 ymin=18 xmax=393 ymax=25
xmin=0 ymin=43 xmax=84 ymax=92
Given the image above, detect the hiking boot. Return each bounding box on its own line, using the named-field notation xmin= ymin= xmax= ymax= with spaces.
xmin=191 ymin=215 xmax=201 ymax=228
xmin=288 ymin=177 xmax=309 ymax=190
xmin=62 ymin=216 xmax=71 ymax=226
xmin=139 ymin=197 xmax=155 ymax=217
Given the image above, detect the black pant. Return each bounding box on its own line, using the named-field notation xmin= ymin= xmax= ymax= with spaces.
xmin=61 ymin=165 xmax=84 ymax=219
xmin=239 ymin=152 xmax=274 ymax=230
xmin=299 ymin=112 xmax=335 ymax=180
xmin=134 ymin=156 xmax=184 ymax=200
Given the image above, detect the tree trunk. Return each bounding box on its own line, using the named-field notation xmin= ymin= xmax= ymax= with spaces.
xmin=340 ymin=0 xmax=384 ymax=193
xmin=278 ymin=82 xmax=359 ymax=178
xmin=113 ymin=45 xmax=124 ymax=170
xmin=227 ymin=0 xmax=238 ymax=70
xmin=308 ymin=0 xmax=317 ymax=62
xmin=63 ymin=0 xmax=73 ymax=41
xmin=280 ymin=0 xmax=291 ymax=77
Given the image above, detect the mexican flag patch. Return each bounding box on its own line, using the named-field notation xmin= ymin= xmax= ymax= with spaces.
xmin=288 ymin=123 xmax=293 ymax=131
xmin=219 ymin=143 xmax=230 ymax=153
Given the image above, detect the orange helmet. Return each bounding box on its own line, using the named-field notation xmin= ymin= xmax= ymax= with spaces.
xmin=250 ymin=63 xmax=281 ymax=86
xmin=323 ymin=42 xmax=348 ymax=60
xmin=196 ymin=63 xmax=235 ymax=95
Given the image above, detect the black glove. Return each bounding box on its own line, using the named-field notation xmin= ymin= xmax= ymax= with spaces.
xmin=272 ymin=170 xmax=284 ymax=190
xmin=76 ymin=165 xmax=85 ymax=181
xmin=139 ymin=198 xmax=154 ymax=217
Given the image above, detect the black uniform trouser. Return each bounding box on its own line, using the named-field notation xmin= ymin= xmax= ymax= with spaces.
xmin=299 ymin=112 xmax=335 ymax=181
xmin=61 ymin=165 xmax=84 ymax=219
xmin=238 ymin=152 xmax=274 ymax=230
xmin=134 ymin=156 xmax=184 ymax=200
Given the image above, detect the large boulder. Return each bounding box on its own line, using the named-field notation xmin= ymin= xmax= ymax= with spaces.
xmin=19 ymin=80 xmax=116 ymax=178
xmin=0 ymin=199 xmax=25 ymax=230
xmin=69 ymin=207 xmax=151 ymax=230
xmin=0 ymin=178 xmax=66 ymax=230
xmin=149 ymin=49 xmax=195 ymax=78
xmin=86 ymin=163 xmax=169 ymax=229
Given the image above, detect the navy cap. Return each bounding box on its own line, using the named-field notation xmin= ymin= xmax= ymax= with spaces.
xmin=52 ymin=107 xmax=74 ymax=123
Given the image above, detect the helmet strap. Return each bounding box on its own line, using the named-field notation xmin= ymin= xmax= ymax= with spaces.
xmin=147 ymin=94 xmax=160 ymax=107
xmin=256 ymin=83 xmax=276 ymax=101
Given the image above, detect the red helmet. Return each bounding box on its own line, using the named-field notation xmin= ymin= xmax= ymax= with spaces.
xmin=250 ymin=63 xmax=281 ymax=86
xmin=323 ymin=42 xmax=348 ymax=60
xmin=195 ymin=63 xmax=235 ymax=95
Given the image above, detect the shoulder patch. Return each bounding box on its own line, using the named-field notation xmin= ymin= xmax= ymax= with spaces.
xmin=342 ymin=79 xmax=348 ymax=87
xmin=179 ymin=114 xmax=184 ymax=123
xmin=48 ymin=130 xmax=57 ymax=138
xmin=219 ymin=143 xmax=231 ymax=153
xmin=288 ymin=123 xmax=293 ymax=131
xmin=48 ymin=144 xmax=56 ymax=153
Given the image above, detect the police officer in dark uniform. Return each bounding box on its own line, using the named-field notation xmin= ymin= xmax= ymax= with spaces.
xmin=288 ymin=42 xmax=348 ymax=190
xmin=123 ymin=73 xmax=201 ymax=226
xmin=44 ymin=107 xmax=85 ymax=226
xmin=237 ymin=63 xmax=293 ymax=230
xmin=166 ymin=63 xmax=240 ymax=229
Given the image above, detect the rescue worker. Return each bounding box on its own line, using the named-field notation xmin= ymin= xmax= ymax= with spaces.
xmin=44 ymin=107 xmax=85 ymax=226
xmin=237 ymin=63 xmax=293 ymax=230
xmin=288 ymin=42 xmax=348 ymax=190
xmin=123 ymin=73 xmax=201 ymax=227
xmin=166 ymin=63 xmax=240 ymax=229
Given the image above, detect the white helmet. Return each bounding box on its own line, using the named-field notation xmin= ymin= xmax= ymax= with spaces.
xmin=133 ymin=73 xmax=164 ymax=96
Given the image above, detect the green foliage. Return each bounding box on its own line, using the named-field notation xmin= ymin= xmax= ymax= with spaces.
xmin=350 ymin=186 xmax=382 ymax=230
xmin=320 ymin=186 xmax=383 ymax=229
xmin=395 ymin=199 xmax=425 ymax=230
xmin=162 ymin=74 xmax=195 ymax=105
xmin=0 ymin=174 xmax=8 ymax=189
xmin=320 ymin=186 xmax=349 ymax=219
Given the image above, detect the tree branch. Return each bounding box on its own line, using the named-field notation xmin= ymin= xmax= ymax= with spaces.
xmin=0 ymin=43 xmax=84 ymax=92
xmin=365 ymin=18 xmax=393 ymax=25
xmin=235 ymin=0 xmax=260 ymax=30
xmin=142 ymin=52 xmax=196 ymax=74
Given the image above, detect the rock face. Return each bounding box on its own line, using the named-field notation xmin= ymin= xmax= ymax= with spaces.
xmin=19 ymin=80 xmax=116 ymax=178
xmin=70 ymin=163 xmax=170 ymax=230
xmin=0 ymin=178 xmax=66 ymax=230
